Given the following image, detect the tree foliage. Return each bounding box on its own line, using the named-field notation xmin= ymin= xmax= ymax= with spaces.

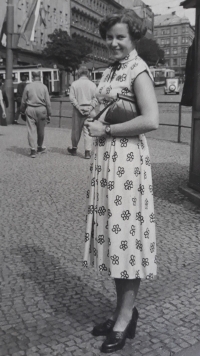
xmin=42 ymin=29 xmax=91 ymax=71
xmin=137 ymin=38 xmax=165 ymax=66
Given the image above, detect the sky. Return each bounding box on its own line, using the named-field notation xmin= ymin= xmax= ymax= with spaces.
xmin=143 ymin=0 xmax=196 ymax=25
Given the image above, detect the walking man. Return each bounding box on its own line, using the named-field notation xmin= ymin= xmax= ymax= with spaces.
xmin=13 ymin=75 xmax=27 ymax=124
xmin=68 ymin=66 xmax=98 ymax=159
xmin=20 ymin=71 xmax=51 ymax=158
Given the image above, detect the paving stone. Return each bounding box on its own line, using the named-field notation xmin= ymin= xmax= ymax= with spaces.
xmin=0 ymin=124 xmax=200 ymax=356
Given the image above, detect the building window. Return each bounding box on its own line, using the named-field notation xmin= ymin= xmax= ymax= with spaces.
xmin=173 ymin=58 xmax=178 ymax=65
xmin=174 ymin=27 xmax=177 ymax=34
xmin=182 ymin=37 xmax=188 ymax=43
xmin=182 ymin=27 xmax=185 ymax=33
xmin=166 ymin=29 xmax=170 ymax=35
xmin=173 ymin=37 xmax=177 ymax=44
xmin=165 ymin=48 xmax=170 ymax=55
xmin=181 ymin=58 xmax=186 ymax=65
xmin=154 ymin=30 xmax=157 ymax=36
xmin=182 ymin=47 xmax=188 ymax=54
xmin=173 ymin=48 xmax=177 ymax=55
xmin=166 ymin=38 xmax=170 ymax=44
xmin=161 ymin=39 xmax=165 ymax=45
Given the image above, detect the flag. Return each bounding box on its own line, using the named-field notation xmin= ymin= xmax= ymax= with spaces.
xmin=39 ymin=6 xmax=47 ymax=27
xmin=30 ymin=0 xmax=41 ymax=41
xmin=17 ymin=0 xmax=41 ymax=48
xmin=0 ymin=14 xmax=7 ymax=47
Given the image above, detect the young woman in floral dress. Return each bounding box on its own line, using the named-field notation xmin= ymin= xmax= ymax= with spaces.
xmin=83 ymin=9 xmax=159 ymax=353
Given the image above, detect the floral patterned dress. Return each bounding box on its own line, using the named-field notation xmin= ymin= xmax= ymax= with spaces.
xmin=83 ymin=49 xmax=157 ymax=280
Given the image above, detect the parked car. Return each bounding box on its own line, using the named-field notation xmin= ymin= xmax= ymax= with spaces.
xmin=164 ymin=78 xmax=180 ymax=95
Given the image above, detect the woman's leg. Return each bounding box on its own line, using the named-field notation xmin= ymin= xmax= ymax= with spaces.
xmin=113 ymin=278 xmax=140 ymax=331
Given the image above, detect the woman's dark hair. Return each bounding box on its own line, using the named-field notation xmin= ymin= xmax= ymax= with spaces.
xmin=99 ymin=9 xmax=147 ymax=41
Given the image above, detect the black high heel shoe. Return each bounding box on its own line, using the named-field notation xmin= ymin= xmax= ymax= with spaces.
xmin=92 ymin=319 xmax=115 ymax=336
xmin=101 ymin=307 xmax=139 ymax=353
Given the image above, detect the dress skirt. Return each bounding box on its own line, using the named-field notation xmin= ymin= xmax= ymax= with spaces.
xmin=83 ymin=134 xmax=157 ymax=280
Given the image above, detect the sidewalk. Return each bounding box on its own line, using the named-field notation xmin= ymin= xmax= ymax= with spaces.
xmin=176 ymin=341 xmax=200 ymax=356
xmin=0 ymin=124 xmax=200 ymax=356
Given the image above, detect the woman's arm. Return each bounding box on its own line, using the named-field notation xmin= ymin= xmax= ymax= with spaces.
xmin=85 ymin=72 xmax=159 ymax=137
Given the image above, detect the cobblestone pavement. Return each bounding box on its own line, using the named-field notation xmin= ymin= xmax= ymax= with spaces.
xmin=0 ymin=124 xmax=200 ymax=356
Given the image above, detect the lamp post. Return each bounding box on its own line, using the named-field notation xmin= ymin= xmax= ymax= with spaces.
xmin=180 ymin=0 xmax=200 ymax=204
xmin=4 ymin=0 xmax=14 ymax=125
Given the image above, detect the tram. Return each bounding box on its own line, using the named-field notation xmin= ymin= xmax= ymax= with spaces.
xmin=0 ymin=65 xmax=60 ymax=95
xmin=150 ymin=68 xmax=175 ymax=86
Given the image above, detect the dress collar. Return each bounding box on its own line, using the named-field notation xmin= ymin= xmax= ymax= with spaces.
xmin=119 ymin=49 xmax=138 ymax=64
xmin=109 ymin=49 xmax=138 ymax=70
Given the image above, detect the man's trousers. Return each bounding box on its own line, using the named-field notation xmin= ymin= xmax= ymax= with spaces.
xmin=71 ymin=107 xmax=93 ymax=151
xmin=26 ymin=106 xmax=47 ymax=149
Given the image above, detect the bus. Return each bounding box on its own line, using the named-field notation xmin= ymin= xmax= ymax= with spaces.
xmin=0 ymin=65 xmax=60 ymax=95
xmin=150 ymin=68 xmax=175 ymax=86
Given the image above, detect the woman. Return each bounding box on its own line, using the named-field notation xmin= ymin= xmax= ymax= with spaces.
xmin=84 ymin=9 xmax=159 ymax=353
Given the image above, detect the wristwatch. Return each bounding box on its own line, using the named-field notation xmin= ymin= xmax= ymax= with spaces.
xmin=105 ymin=125 xmax=111 ymax=136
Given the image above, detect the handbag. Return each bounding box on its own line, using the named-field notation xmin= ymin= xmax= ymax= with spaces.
xmin=92 ymin=93 xmax=139 ymax=125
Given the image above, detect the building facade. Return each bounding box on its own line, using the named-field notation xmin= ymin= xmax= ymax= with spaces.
xmin=115 ymin=0 xmax=154 ymax=38
xmin=0 ymin=0 xmax=71 ymax=66
xmin=70 ymin=0 xmax=123 ymax=70
xmin=154 ymin=12 xmax=195 ymax=74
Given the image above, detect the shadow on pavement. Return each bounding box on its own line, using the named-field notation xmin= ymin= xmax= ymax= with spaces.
xmin=17 ymin=244 xmax=113 ymax=324
xmin=1 ymin=244 xmax=113 ymax=352
xmin=50 ymin=147 xmax=85 ymax=159
xmin=6 ymin=146 xmax=30 ymax=157
xmin=152 ymin=162 xmax=194 ymax=207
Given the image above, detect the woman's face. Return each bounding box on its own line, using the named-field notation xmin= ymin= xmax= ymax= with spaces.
xmin=106 ymin=23 xmax=135 ymax=60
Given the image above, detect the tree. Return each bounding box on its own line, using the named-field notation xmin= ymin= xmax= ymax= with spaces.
xmin=137 ymin=38 xmax=165 ymax=66
xmin=42 ymin=29 xmax=91 ymax=72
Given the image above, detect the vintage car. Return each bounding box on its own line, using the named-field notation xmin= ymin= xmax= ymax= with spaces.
xmin=164 ymin=78 xmax=180 ymax=95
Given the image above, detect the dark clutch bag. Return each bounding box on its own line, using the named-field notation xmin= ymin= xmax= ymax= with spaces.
xmin=92 ymin=94 xmax=139 ymax=125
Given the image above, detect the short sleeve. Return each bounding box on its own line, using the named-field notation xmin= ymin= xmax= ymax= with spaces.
xmin=130 ymin=58 xmax=154 ymax=86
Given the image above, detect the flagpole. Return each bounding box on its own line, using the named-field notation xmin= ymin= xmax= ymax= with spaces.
xmin=5 ymin=0 xmax=14 ymax=125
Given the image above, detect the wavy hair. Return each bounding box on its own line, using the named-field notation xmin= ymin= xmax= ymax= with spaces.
xmin=99 ymin=9 xmax=147 ymax=42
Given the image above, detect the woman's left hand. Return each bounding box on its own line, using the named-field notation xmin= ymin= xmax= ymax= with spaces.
xmin=84 ymin=119 xmax=105 ymax=137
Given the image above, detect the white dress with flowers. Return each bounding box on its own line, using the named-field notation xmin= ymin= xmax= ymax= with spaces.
xmin=83 ymin=49 xmax=157 ymax=280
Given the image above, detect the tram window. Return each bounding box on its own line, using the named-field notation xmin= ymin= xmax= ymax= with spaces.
xmin=155 ymin=71 xmax=164 ymax=77
xmin=96 ymin=72 xmax=103 ymax=80
xmin=0 ymin=74 xmax=5 ymax=81
xmin=53 ymin=70 xmax=58 ymax=80
xmin=12 ymin=72 xmax=18 ymax=82
xmin=31 ymin=71 xmax=41 ymax=80
xmin=167 ymin=71 xmax=175 ymax=78
xmin=20 ymin=72 xmax=30 ymax=81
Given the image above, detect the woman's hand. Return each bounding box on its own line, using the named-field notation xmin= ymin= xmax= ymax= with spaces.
xmin=2 ymin=112 xmax=6 ymax=119
xmin=84 ymin=119 xmax=105 ymax=137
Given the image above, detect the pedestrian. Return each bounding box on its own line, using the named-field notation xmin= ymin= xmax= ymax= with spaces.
xmin=68 ymin=66 xmax=98 ymax=159
xmin=0 ymin=80 xmax=8 ymax=126
xmin=0 ymin=85 xmax=7 ymax=123
xmin=83 ymin=9 xmax=159 ymax=353
xmin=20 ymin=71 xmax=51 ymax=158
xmin=13 ymin=74 xmax=27 ymax=124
